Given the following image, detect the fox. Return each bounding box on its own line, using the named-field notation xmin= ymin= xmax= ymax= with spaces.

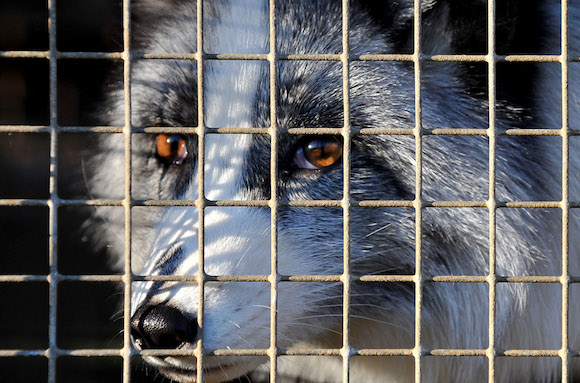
xmin=88 ymin=0 xmax=580 ymax=381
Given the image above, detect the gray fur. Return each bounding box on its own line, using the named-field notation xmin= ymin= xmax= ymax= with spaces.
xmin=88 ymin=0 xmax=580 ymax=382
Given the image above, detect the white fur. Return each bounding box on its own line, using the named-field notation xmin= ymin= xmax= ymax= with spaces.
xmin=133 ymin=0 xmax=270 ymax=303
xmin=131 ymin=0 xmax=317 ymax=356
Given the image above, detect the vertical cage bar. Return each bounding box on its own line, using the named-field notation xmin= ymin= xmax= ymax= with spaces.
xmin=341 ymin=0 xmax=353 ymax=382
xmin=47 ymin=0 xmax=58 ymax=382
xmin=486 ymin=0 xmax=497 ymax=382
xmin=121 ymin=0 xmax=133 ymax=381
xmin=560 ymin=0 xmax=570 ymax=381
xmin=268 ymin=0 xmax=279 ymax=381
xmin=413 ymin=0 xmax=423 ymax=381
xmin=195 ymin=0 xmax=206 ymax=380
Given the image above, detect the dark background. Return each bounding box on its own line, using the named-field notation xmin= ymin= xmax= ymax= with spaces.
xmin=0 ymin=1 xmax=146 ymax=382
xmin=0 ymin=1 xmax=252 ymax=382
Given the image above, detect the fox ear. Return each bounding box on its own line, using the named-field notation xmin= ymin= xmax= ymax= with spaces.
xmin=132 ymin=0 xmax=178 ymax=20
xmin=131 ymin=0 xmax=197 ymax=49
xmin=426 ymin=0 xmax=525 ymax=54
xmin=356 ymin=0 xmax=436 ymax=52
xmin=358 ymin=0 xmax=524 ymax=54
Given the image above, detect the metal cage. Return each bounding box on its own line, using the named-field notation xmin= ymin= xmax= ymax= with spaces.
xmin=0 ymin=0 xmax=576 ymax=382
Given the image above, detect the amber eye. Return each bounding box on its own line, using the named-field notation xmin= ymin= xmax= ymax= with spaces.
xmin=294 ymin=136 xmax=343 ymax=170
xmin=155 ymin=134 xmax=188 ymax=165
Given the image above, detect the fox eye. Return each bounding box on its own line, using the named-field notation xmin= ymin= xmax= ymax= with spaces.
xmin=155 ymin=134 xmax=188 ymax=165
xmin=294 ymin=136 xmax=343 ymax=170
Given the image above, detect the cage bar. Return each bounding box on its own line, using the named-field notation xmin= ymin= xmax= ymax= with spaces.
xmin=413 ymin=0 xmax=424 ymax=381
xmin=7 ymin=198 xmax=580 ymax=209
xmin=341 ymin=0 xmax=353 ymax=381
xmin=47 ymin=0 xmax=58 ymax=382
xmin=560 ymin=0 xmax=571 ymax=381
xmin=121 ymin=0 xmax=133 ymax=381
xmin=4 ymin=50 xmax=580 ymax=63
xmin=3 ymin=125 xmax=579 ymax=136
xmin=0 ymin=0 xmax=576 ymax=382
xmin=8 ymin=273 xmax=580 ymax=285
xmin=486 ymin=0 xmax=498 ymax=380
xmin=268 ymin=0 xmax=280 ymax=381
xmin=195 ymin=0 xmax=206 ymax=381
xmin=2 ymin=346 xmax=578 ymax=358
xmin=4 ymin=198 xmax=580 ymax=209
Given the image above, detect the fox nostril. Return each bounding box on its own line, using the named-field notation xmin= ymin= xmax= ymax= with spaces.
xmin=130 ymin=304 xmax=197 ymax=350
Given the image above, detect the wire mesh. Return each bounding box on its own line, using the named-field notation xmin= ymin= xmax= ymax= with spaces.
xmin=0 ymin=0 xmax=578 ymax=382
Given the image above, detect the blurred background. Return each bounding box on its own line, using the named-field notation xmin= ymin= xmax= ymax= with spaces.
xmin=0 ymin=0 xmax=132 ymax=382
xmin=0 ymin=1 xmax=240 ymax=382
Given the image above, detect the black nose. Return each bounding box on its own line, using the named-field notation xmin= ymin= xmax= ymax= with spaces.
xmin=130 ymin=304 xmax=197 ymax=350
